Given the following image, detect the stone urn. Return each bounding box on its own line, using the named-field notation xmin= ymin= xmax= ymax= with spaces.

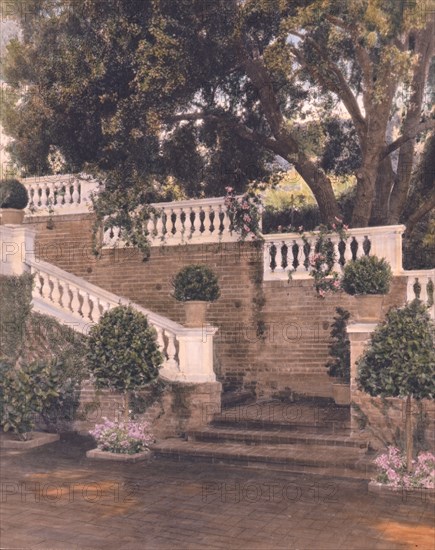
xmin=332 ymin=381 xmax=351 ymax=406
xmin=184 ymin=301 xmax=208 ymax=327
xmin=0 ymin=208 xmax=25 ymax=225
xmin=353 ymin=295 xmax=385 ymax=323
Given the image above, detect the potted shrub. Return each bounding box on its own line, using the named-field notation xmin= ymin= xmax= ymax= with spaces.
xmin=0 ymin=179 xmax=29 ymax=225
xmin=172 ymin=265 xmax=220 ymax=327
xmin=341 ymin=255 xmax=392 ymax=322
xmin=357 ymin=300 xmax=435 ymax=473
xmin=326 ymin=308 xmax=351 ymax=405
xmin=86 ymin=305 xmax=162 ymax=460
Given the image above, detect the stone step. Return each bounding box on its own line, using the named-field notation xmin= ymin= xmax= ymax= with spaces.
xmin=187 ymin=427 xmax=368 ymax=449
xmin=152 ymin=439 xmax=376 ymax=481
xmin=211 ymin=400 xmax=351 ymax=434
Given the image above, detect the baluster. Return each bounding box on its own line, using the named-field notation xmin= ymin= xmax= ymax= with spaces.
xmin=269 ymin=243 xmax=277 ymax=272
xmin=207 ymin=205 xmax=215 ymax=236
xmin=33 ymin=271 xmax=43 ymax=297
xmin=281 ymin=243 xmax=288 ymax=270
xmin=420 ymin=277 xmax=429 ymax=304
xmin=72 ymin=180 xmax=80 ymax=206
xmin=40 ymin=182 xmax=49 ymax=208
xmin=172 ymin=207 xmax=182 ymax=239
xmin=218 ymin=205 xmax=226 ymax=236
xmin=80 ymin=290 xmax=92 ymax=322
xmin=165 ymin=332 xmax=178 ymax=370
xmin=303 ymin=241 xmax=311 ymax=271
xmin=50 ymin=275 xmax=62 ymax=307
xmin=350 ymin=237 xmax=359 ymax=260
xmin=363 ymin=235 xmax=372 ymax=256
xmin=156 ymin=327 xmax=166 ymax=356
xmin=190 ymin=208 xmax=197 ymax=236
xmin=406 ymin=277 xmax=415 ymax=303
xmin=41 ymin=272 xmax=52 ymax=301
xmin=28 ymin=186 xmax=35 ymax=210
xmin=427 ymin=279 xmax=434 ymax=307
xmin=68 ymin=284 xmax=81 ymax=315
xmin=291 ymin=241 xmax=300 ymax=271
xmin=199 ymin=208 xmax=206 ymax=234
xmin=155 ymin=210 xmax=165 ymax=240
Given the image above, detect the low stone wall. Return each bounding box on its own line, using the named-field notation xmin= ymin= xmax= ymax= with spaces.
xmin=71 ymin=379 xmax=222 ymax=440
xmin=351 ymin=391 xmax=435 ymax=453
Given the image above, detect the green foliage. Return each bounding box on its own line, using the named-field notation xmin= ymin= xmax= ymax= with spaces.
xmin=0 ymin=360 xmax=60 ymax=439
xmin=0 ymin=179 xmax=28 ymax=209
xmin=341 ymin=256 xmax=392 ymax=295
xmin=357 ymin=300 xmax=435 ymax=400
xmin=0 ymin=273 xmax=33 ymax=362
xmin=172 ymin=265 xmax=220 ymax=302
xmin=87 ymin=305 xmax=162 ymax=393
xmin=326 ymin=308 xmax=351 ymax=382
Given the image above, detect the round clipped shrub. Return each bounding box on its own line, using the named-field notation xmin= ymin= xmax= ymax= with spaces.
xmin=0 ymin=179 xmax=29 ymax=209
xmin=87 ymin=305 xmax=163 ymax=395
xmin=341 ymin=255 xmax=392 ymax=295
xmin=172 ymin=264 xmax=220 ymax=302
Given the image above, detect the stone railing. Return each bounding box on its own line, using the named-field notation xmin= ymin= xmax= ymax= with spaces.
xmin=21 ymin=175 xmax=245 ymax=246
xmin=102 ymin=196 xmax=242 ymax=247
xmin=263 ymin=225 xmax=406 ymax=281
xmin=27 ymin=258 xmax=218 ymax=383
xmin=23 ymin=174 xmax=97 ymax=216
xmin=405 ymin=269 xmax=435 ymax=319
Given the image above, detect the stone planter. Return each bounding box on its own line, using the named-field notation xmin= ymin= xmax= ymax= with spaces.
xmin=86 ymin=448 xmax=151 ymax=463
xmin=0 ymin=431 xmax=60 ymax=450
xmin=368 ymin=481 xmax=435 ymax=503
xmin=353 ymin=294 xmax=384 ymax=323
xmin=0 ymin=208 xmax=25 ymax=225
xmin=332 ymin=381 xmax=351 ymax=406
xmin=184 ymin=301 xmax=208 ymax=327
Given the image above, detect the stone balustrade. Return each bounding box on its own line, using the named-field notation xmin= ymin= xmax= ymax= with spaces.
xmin=102 ymin=196 xmax=242 ymax=248
xmin=27 ymin=258 xmax=218 ymax=384
xmin=405 ymin=269 xmax=435 ymax=319
xmin=263 ymin=225 xmax=406 ymax=281
xmin=23 ymin=174 xmax=97 ymax=215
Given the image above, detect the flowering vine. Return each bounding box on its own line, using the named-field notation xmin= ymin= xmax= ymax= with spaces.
xmin=224 ymin=187 xmax=263 ymax=241
xmin=374 ymin=446 xmax=434 ymax=489
xmin=288 ymin=218 xmax=349 ymax=298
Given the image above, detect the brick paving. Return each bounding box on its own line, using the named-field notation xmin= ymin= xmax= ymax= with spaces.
xmin=0 ymin=433 xmax=434 ymax=550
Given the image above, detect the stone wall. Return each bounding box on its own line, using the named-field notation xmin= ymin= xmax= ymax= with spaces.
xmin=72 ymin=379 xmax=222 ymax=439
xmin=26 ymin=214 xmax=408 ymax=401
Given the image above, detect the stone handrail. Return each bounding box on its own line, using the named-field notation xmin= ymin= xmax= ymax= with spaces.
xmin=405 ymin=269 xmax=435 ymax=319
xmin=27 ymin=258 xmax=217 ymax=383
xmin=263 ymin=225 xmax=406 ymax=281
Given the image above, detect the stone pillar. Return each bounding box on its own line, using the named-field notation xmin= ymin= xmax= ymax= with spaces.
xmin=347 ymin=323 xmax=376 ymax=436
xmin=0 ymin=225 xmax=36 ymax=276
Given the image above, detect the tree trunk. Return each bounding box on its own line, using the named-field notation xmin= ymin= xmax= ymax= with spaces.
xmin=123 ymin=393 xmax=129 ymax=422
xmin=405 ymin=395 xmax=413 ymax=473
xmin=351 ymin=163 xmax=379 ymax=227
xmin=371 ymin=157 xmax=395 ymax=225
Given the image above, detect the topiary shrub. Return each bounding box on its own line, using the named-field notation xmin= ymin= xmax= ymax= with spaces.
xmin=87 ymin=305 xmax=163 ymax=419
xmin=0 ymin=179 xmax=29 ymax=209
xmin=357 ymin=300 xmax=435 ymax=471
xmin=341 ymin=255 xmax=392 ymax=295
xmin=172 ymin=264 xmax=220 ymax=302
xmin=325 ymin=308 xmax=351 ymax=382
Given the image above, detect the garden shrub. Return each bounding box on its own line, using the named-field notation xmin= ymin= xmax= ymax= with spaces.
xmin=341 ymin=255 xmax=392 ymax=295
xmin=0 ymin=179 xmax=29 ymax=209
xmin=325 ymin=308 xmax=351 ymax=382
xmin=172 ymin=264 xmax=220 ymax=302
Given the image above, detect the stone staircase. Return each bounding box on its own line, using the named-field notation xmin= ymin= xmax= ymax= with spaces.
xmin=152 ymin=397 xmax=376 ymax=481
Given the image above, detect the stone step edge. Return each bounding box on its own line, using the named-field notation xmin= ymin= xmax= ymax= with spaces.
xmin=187 ymin=428 xmax=368 ymax=448
xmin=152 ymin=440 xmax=376 ymax=472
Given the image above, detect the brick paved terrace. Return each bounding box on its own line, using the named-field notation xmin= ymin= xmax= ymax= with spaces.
xmin=1 ymin=434 xmax=434 ymax=550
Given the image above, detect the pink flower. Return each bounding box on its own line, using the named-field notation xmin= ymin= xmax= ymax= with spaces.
xmin=332 ymin=223 xmax=336 ymax=230
xmin=298 ymin=226 xmax=303 ymax=231
xmin=344 ymin=224 xmax=349 ymax=230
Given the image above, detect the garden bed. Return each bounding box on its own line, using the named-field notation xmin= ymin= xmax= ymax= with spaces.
xmin=86 ymin=448 xmax=151 ymax=463
xmin=0 ymin=431 xmax=60 ymax=450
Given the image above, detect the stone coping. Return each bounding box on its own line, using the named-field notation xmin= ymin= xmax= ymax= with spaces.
xmin=368 ymin=481 xmax=435 ymax=503
xmin=86 ymin=448 xmax=151 ymax=463
xmin=0 ymin=432 xmax=60 ymax=450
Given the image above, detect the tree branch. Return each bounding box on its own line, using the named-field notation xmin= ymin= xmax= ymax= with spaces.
xmin=406 ymin=187 xmax=435 ymax=236
xmin=382 ymin=119 xmax=435 ymax=159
